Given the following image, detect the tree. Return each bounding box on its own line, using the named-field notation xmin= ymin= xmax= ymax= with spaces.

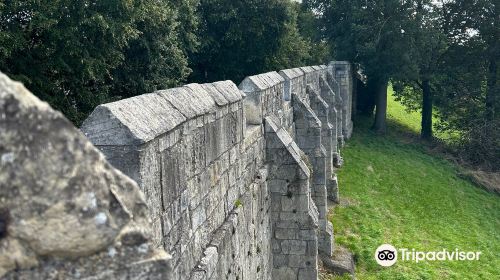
xmin=431 ymin=0 xmax=499 ymax=169
xmin=316 ymin=0 xmax=417 ymax=133
xmin=393 ymin=0 xmax=449 ymax=139
xmin=109 ymin=0 xmax=198 ymax=100
xmin=265 ymin=2 xmax=314 ymax=70
xmin=296 ymin=3 xmax=332 ymax=64
xmin=393 ymin=0 xmax=499 ymax=168
xmin=442 ymin=0 xmax=499 ymax=121
xmin=0 ymin=0 xmax=195 ymax=125
xmin=0 ymin=0 xmax=138 ymax=124
xmin=189 ymin=0 xmax=320 ymax=83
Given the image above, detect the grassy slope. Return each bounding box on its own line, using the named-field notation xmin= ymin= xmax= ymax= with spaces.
xmin=325 ymin=89 xmax=500 ymax=279
xmin=385 ymin=86 xmax=456 ymax=141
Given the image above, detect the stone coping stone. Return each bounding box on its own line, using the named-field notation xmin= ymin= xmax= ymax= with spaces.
xmin=81 ymin=92 xmax=186 ymax=146
xmin=239 ymin=71 xmax=285 ymax=92
xmin=211 ymin=81 xmax=246 ymax=103
xmin=300 ymin=66 xmax=315 ymax=73
xmin=156 ymin=87 xmax=215 ymax=119
xmin=278 ymin=68 xmax=304 ymax=80
xmin=82 ymin=81 xmax=244 ymax=146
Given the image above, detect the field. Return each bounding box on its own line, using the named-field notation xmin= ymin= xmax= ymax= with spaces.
xmin=323 ymin=89 xmax=500 ymax=279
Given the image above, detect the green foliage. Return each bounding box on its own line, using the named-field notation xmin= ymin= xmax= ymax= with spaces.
xmin=266 ymin=3 xmax=313 ymax=71
xmin=433 ymin=0 xmax=498 ymax=127
xmin=391 ymin=1 xmax=449 ymax=130
xmin=0 ymin=0 xmax=196 ymax=125
xmin=0 ymin=0 xmax=328 ymax=125
xmin=110 ymin=0 xmax=196 ymax=100
xmin=397 ymin=0 xmax=497 ymax=168
xmin=296 ymin=3 xmax=332 ymax=64
xmin=391 ymin=82 xmax=422 ymax=112
xmin=456 ymin=119 xmax=500 ymax=170
xmin=387 ymin=84 xmax=422 ymax=133
xmin=392 ymin=0 xmax=497 ymax=142
xmin=190 ymin=0 xmax=287 ymax=82
xmin=189 ymin=0 xmax=328 ymax=83
xmin=319 ymin=0 xmax=417 ymax=82
xmin=311 ymin=0 xmax=497 ymax=166
xmin=325 ymin=112 xmax=500 ymax=279
xmin=1 ymin=0 xmax=135 ymax=124
xmin=311 ymin=0 xmax=422 ymax=133
xmin=388 ymin=84 xmax=456 ymax=142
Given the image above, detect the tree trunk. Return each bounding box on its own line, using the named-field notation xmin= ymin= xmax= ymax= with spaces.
xmin=421 ymin=79 xmax=433 ymax=139
xmin=485 ymin=57 xmax=497 ymax=121
xmin=372 ymin=79 xmax=388 ymax=133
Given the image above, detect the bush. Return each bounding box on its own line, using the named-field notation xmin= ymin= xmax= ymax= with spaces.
xmin=457 ymin=119 xmax=500 ymax=171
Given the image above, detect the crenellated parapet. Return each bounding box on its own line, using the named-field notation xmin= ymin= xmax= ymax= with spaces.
xmin=0 ymin=61 xmax=355 ymax=280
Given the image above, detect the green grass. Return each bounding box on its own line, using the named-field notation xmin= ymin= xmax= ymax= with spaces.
xmin=387 ymin=85 xmax=458 ymax=142
xmin=387 ymin=85 xmax=422 ymax=134
xmin=324 ymin=90 xmax=500 ymax=279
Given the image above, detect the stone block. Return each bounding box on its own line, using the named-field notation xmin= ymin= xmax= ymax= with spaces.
xmin=275 ymin=228 xmax=297 ymax=240
xmin=0 ymin=72 xmax=171 ymax=279
xmin=82 ymin=92 xmax=186 ymax=146
xmin=272 ymin=267 xmax=297 ymax=280
xmin=281 ymin=240 xmax=307 ymax=255
xmin=281 ymin=194 xmax=309 ymax=212
xmin=157 ymin=87 xmax=215 ymax=120
xmin=191 ymin=203 xmax=207 ymax=232
xmin=298 ymin=268 xmax=317 ymax=280
xmin=279 ymin=68 xmax=305 ymax=101
xmin=288 ymin=255 xmax=316 ymax=268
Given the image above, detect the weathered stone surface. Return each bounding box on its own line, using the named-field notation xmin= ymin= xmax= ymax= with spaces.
xmin=211 ymin=81 xmax=246 ymax=104
xmin=157 ymin=87 xmax=216 ymax=119
xmin=279 ymin=68 xmax=305 ymax=101
xmin=327 ymin=176 xmax=340 ymax=203
xmin=239 ymin=71 xmax=285 ymax=125
xmin=0 ymin=72 xmax=171 ymax=278
xmin=3 ymin=60 xmax=356 ymax=280
xmin=317 ymin=76 xmax=344 ymax=202
xmin=292 ymin=89 xmax=334 ymax=259
xmin=330 ymin=61 xmax=354 ymax=139
xmin=325 ymin=71 xmax=345 ymax=148
xmin=265 ymin=116 xmax=319 ymax=280
xmin=81 ymin=92 xmax=186 ymax=146
xmin=320 ymin=246 xmax=355 ymax=278
xmin=3 ymin=246 xmax=172 ymax=280
xmin=240 ymin=72 xmax=285 ymax=92
xmin=300 ymin=66 xmax=321 ymax=94
xmin=196 ymin=83 xmax=230 ymax=106
xmin=300 ymin=66 xmax=315 ymax=74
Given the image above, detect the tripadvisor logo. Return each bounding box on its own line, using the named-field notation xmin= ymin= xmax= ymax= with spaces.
xmin=375 ymin=244 xmax=482 ymax=267
xmin=375 ymin=244 xmax=397 ymax=267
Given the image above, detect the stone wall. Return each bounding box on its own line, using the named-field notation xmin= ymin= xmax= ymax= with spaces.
xmin=0 ymin=73 xmax=172 ymax=279
xmin=330 ymin=61 xmax=354 ymax=139
xmin=1 ymin=61 xmax=354 ymax=280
